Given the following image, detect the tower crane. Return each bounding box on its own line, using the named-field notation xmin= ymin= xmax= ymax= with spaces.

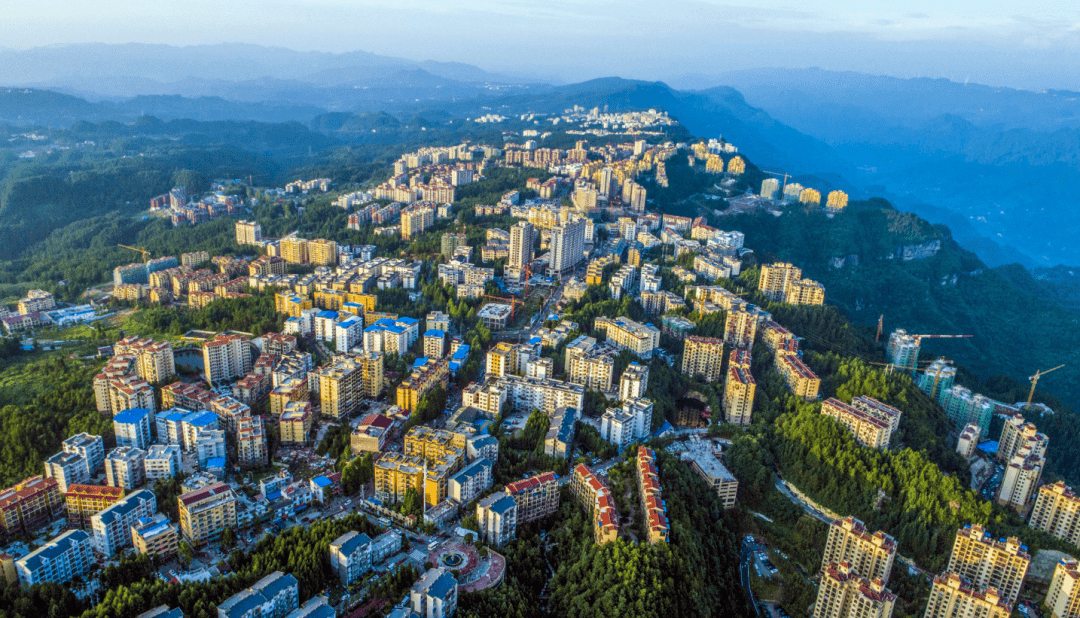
xmin=764 ymin=170 xmax=792 ymax=195
xmin=1026 ymin=365 xmax=1065 ymax=407
xmin=902 ymin=333 xmax=973 ymax=369
xmin=117 ymin=244 xmax=151 ymax=263
xmin=482 ymin=295 xmax=525 ymax=319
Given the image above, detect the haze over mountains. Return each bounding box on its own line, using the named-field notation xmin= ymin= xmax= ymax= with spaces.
xmin=4 ymin=43 xmax=1080 ymax=267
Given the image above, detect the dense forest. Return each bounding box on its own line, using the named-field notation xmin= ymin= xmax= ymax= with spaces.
xmin=460 ymin=450 xmax=751 ymax=618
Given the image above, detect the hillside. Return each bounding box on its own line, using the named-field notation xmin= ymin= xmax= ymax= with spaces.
xmin=722 ymin=198 xmax=1080 ymax=483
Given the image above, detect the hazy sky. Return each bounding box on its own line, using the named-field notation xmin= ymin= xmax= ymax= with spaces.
xmin=6 ymin=0 xmax=1080 ymax=88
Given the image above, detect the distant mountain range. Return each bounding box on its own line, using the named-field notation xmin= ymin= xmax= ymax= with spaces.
xmin=3 ymin=43 xmax=1080 ymax=266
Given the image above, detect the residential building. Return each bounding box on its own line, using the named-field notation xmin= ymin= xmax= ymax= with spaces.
xmin=396 ymin=358 xmax=450 ymax=412
xmin=595 ymin=316 xmax=660 ymax=358
xmin=999 ymin=416 xmax=1049 ymax=463
xmin=317 ymin=356 xmax=364 ymax=420
xmin=997 ymin=448 xmax=1044 ymax=512
xmin=113 ymin=408 xmax=153 ymax=450
xmin=477 ymin=303 xmax=513 ymax=330
xmin=145 ymin=444 xmax=182 ymax=480
xmin=682 ymin=336 xmax=725 ymax=382
xmin=64 ymin=484 xmax=123 ymax=530
xmin=237 ymin=416 xmax=269 ymax=469
xmin=476 ymin=491 xmax=517 ymax=548
xmin=724 ymin=355 xmax=756 ymax=426
xmin=777 ymin=354 xmax=821 ymax=399
xmin=759 ymin=262 xmax=802 ymax=301
xmin=351 ymin=414 xmax=394 ymax=454
xmin=1046 ymin=559 xmax=1080 ymax=618
xmin=217 ymin=571 xmax=300 ymax=618
xmin=505 ymin=471 xmax=560 ymax=523
xmin=601 ymin=398 xmax=653 ymax=450
xmin=508 ymin=221 xmax=534 ymax=283
xmin=105 ymin=446 xmax=147 ymax=490
xmin=813 ymin=562 xmax=896 ymax=618
xmin=544 ymin=407 xmax=578 ymax=459
xmin=1029 ymin=482 xmax=1080 ymax=547
xmin=920 ymin=359 xmax=957 ymax=401
xmin=547 ymin=218 xmax=586 ymax=279
xmin=178 ymin=482 xmax=237 ymax=546
xmin=467 ymin=434 xmax=499 ymax=464
xmin=424 ymin=329 xmax=447 ymax=359
xmin=724 ymin=305 xmax=760 ymax=348
xmin=270 ymin=377 xmax=309 ymax=419
xmin=308 ymin=239 xmax=338 ymax=266
xmin=44 ymin=452 xmax=89 ymax=493
xmin=131 ymin=515 xmax=179 ymax=560
xmin=636 ymin=447 xmax=669 ymax=544
xmin=404 ymin=426 xmax=467 ymax=463
xmin=683 ymin=446 xmax=738 ymax=508
xmin=236 ymin=220 xmax=263 ymax=246
xmin=939 ymin=386 xmax=995 ymax=435
xmin=821 ymin=399 xmax=892 ymax=449
xmin=373 ymin=453 xmax=425 ymax=504
xmin=619 ymin=362 xmax=648 ymax=400
xmin=886 ymin=330 xmax=921 ymax=373
xmin=0 ymin=476 xmax=63 ymax=537
xmin=329 ymin=531 xmax=373 ymax=586
xmin=569 ymin=464 xmax=619 ymax=545
xmin=15 ymin=529 xmax=93 ymax=586
xmin=409 ymin=567 xmax=458 ymax=618
xmin=279 ymin=401 xmax=314 ymax=443
xmin=923 ymin=574 xmax=1011 ymax=618
xmin=957 ymin=424 xmax=981 ymax=460
xmin=945 ymin=524 xmax=1030 ymax=605
xmin=203 ymin=334 xmax=252 ymax=384
xmin=114 ymin=336 xmax=176 ymax=384
xmin=90 ymin=489 xmax=156 ymax=556
xmin=821 ymin=517 xmax=897 ymax=583
xmin=565 ymin=335 xmax=616 ymax=390
xmin=850 ymin=396 xmax=903 ymax=435
xmin=280 ymin=237 xmax=309 ymax=265
xmin=448 ymin=459 xmax=493 ymax=504
xmin=62 ymin=433 xmax=106 ymax=475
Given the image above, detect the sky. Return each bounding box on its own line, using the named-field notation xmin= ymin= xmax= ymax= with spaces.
xmin=5 ymin=0 xmax=1080 ymax=89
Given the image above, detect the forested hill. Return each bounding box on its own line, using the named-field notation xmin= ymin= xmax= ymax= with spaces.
xmin=722 ymin=198 xmax=1080 ymax=483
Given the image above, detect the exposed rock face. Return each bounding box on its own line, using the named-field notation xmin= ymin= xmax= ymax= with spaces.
xmin=886 ymin=240 xmax=941 ymax=261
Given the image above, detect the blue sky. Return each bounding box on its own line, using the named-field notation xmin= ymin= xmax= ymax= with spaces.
xmin=5 ymin=0 xmax=1080 ymax=88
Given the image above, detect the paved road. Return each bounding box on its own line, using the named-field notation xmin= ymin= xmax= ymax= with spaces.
xmin=773 ymin=478 xmax=832 ymax=525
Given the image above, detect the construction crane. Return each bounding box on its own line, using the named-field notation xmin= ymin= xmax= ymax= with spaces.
xmin=901 ymin=333 xmax=973 ymax=371
xmin=1026 ymin=365 xmax=1065 ymax=407
xmin=875 ymin=315 xmax=884 ymax=343
xmin=118 ymin=244 xmax=151 ymax=263
xmin=764 ymin=170 xmax=792 ymax=195
xmin=866 ymin=359 xmax=934 ymax=375
xmin=482 ymin=295 xmax=525 ymax=318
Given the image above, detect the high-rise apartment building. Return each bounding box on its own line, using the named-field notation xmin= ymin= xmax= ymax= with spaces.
xmin=202 ymin=334 xmax=252 ymax=384
xmin=237 ymin=416 xmax=268 ymax=469
xmin=619 ymin=362 xmax=649 ymax=401
xmin=761 ymin=178 xmax=780 ymax=199
xmin=235 ymin=220 xmax=262 ymax=246
xmin=178 ymin=482 xmax=237 ymax=546
xmin=547 ymin=218 xmax=586 ymax=279
xmin=104 ymin=447 xmax=147 ymax=490
xmin=821 ymin=517 xmax=897 ymax=584
xmin=476 ymin=491 xmax=517 ymax=548
xmin=777 ymin=354 xmax=821 ymax=399
xmin=114 ymin=336 xmax=176 ymax=384
xmin=821 ymin=398 xmax=893 ymax=449
xmin=317 ymin=356 xmax=363 ymax=419
xmin=62 ymin=433 xmax=106 ymax=476
xmin=0 ymin=476 xmax=63 ymax=537
xmin=329 ymin=531 xmax=373 ymax=586
xmin=724 ymin=305 xmax=760 ymax=348
xmin=1046 ymin=559 xmax=1080 ymax=618
xmin=682 ymin=336 xmax=725 ymax=382
xmin=919 ymin=359 xmax=957 ymax=401
xmin=90 ymin=489 xmax=155 ymax=556
xmin=15 ymin=529 xmax=93 ymax=586
xmin=724 ymin=355 xmax=756 ymax=426
xmin=595 ymin=316 xmax=661 ymax=359
xmin=401 ymin=203 xmax=435 ymax=239
xmin=509 ymin=221 xmax=534 ymax=269
xmin=1029 ymin=482 xmax=1080 ymax=547
xmin=64 ymin=484 xmax=123 ymax=529
xmin=957 ymin=424 xmax=981 ymax=459
xmin=923 ymin=574 xmax=1011 ymax=618
xmin=307 ymin=239 xmax=338 ymax=266
xmin=113 ymin=408 xmax=153 ymax=450
xmin=813 ymin=562 xmax=896 ymax=618
xmin=279 ymin=237 xmax=309 ymax=264
xmin=945 ymin=524 xmax=1030 ymax=605
xmin=565 ymin=336 xmax=615 ymax=390
xmin=998 ymin=416 xmax=1049 ymax=463
xmin=886 ymin=330 xmax=921 ymax=372
xmin=759 ymin=263 xmax=802 ymax=300
xmin=279 ymin=401 xmax=313 ymax=444
xmin=504 ymin=472 xmax=560 ymax=523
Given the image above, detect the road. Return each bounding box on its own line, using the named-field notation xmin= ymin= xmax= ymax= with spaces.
xmin=740 ymin=537 xmax=766 ymax=617
xmin=774 ymin=478 xmax=833 ymax=525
